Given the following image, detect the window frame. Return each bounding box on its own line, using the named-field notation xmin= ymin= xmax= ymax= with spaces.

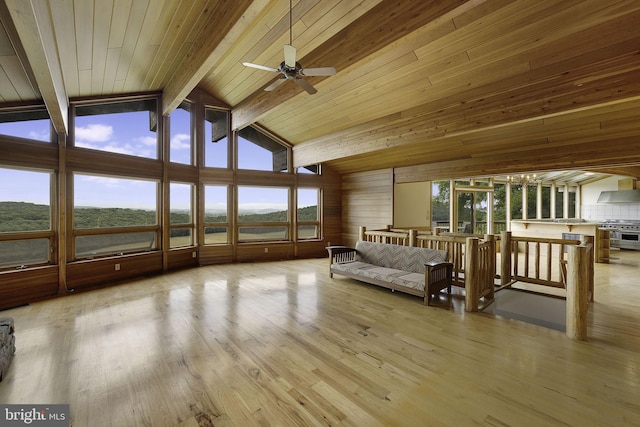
xmin=70 ymin=172 xmax=161 ymax=260
xmin=237 ymin=185 xmax=290 ymax=243
xmin=0 ymin=166 xmax=56 ymax=270
xmin=297 ymin=187 xmax=321 ymax=241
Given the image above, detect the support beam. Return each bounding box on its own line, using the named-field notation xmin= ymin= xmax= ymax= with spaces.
xmin=161 ymin=0 xmax=266 ymax=116
xmin=4 ymin=0 xmax=68 ymax=135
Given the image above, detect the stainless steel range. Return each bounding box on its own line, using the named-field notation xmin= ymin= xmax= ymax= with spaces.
xmin=599 ymin=220 xmax=640 ymax=250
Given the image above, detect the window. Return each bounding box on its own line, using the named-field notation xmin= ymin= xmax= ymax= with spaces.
xmin=568 ymin=187 xmax=577 ymax=218
xmin=541 ymin=186 xmax=551 ymax=218
xmin=298 ymin=188 xmax=320 ymax=240
xmin=510 ymin=184 xmax=523 ymax=220
xmin=297 ymin=165 xmax=320 ymax=174
xmin=0 ymin=109 xmax=53 ymax=142
xmin=493 ymin=182 xmax=507 ymax=233
xmin=0 ymin=167 xmax=53 ymax=268
xmin=170 ymin=182 xmax=193 ymax=248
xmin=170 ymin=102 xmax=192 ymax=165
xmin=204 ymin=185 xmax=228 ymax=244
xmin=432 ymin=181 xmax=450 ymax=231
xmin=555 ymin=186 xmax=564 ymax=218
xmin=526 ymin=185 xmax=537 ymax=219
xmin=237 ymin=126 xmax=288 ymax=172
xmin=204 ymin=109 xmax=229 ymax=168
xmin=238 ymin=186 xmax=288 ymax=241
xmin=74 ymin=98 xmax=158 ymax=159
xmin=73 ymin=173 xmax=158 ymax=259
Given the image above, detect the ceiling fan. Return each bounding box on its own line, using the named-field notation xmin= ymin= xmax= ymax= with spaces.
xmin=242 ymin=0 xmax=336 ymax=94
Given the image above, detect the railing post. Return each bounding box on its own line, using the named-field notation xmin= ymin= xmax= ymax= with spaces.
xmin=566 ymin=244 xmax=588 ymax=340
xmin=500 ymin=231 xmax=512 ymax=286
xmin=581 ymin=235 xmax=595 ymax=301
xmin=359 ymin=226 xmax=366 ymax=242
xmin=409 ymin=229 xmax=416 ymax=247
xmin=484 ymin=234 xmax=496 ymax=301
xmin=465 ymin=237 xmax=479 ymax=312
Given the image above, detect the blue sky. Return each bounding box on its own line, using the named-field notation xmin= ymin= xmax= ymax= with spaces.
xmin=0 ymin=111 xmax=317 ymax=211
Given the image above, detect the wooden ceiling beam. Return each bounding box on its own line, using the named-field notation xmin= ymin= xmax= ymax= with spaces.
xmin=161 ymin=0 xmax=267 ymax=116
xmin=3 ymin=0 xmax=68 ymax=135
xmin=393 ymin=135 xmax=640 ymax=183
xmin=231 ymin=0 xmax=479 ymax=131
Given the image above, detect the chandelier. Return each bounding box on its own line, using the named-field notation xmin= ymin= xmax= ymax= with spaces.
xmin=507 ymin=173 xmax=539 ymax=186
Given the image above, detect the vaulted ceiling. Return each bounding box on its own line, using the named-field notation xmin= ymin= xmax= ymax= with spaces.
xmin=2 ymin=0 xmax=640 ymax=181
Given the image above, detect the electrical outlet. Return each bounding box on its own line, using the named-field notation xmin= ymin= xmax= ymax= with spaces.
xmin=264 ymin=247 xmax=269 ymax=253
xmin=114 ymin=263 xmax=120 ymax=271
xmin=192 ymin=251 xmax=197 ymax=258
xmin=328 ymin=241 xmax=331 ymax=246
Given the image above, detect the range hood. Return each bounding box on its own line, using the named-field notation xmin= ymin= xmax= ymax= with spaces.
xmin=597 ymin=189 xmax=640 ymax=203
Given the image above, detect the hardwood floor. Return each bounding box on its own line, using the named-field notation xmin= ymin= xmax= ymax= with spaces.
xmin=1 ymin=251 xmax=639 ymax=426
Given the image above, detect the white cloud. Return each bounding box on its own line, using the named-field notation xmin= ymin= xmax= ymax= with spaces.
xmin=171 ymin=133 xmax=191 ymax=149
xmin=137 ymin=135 xmax=157 ymax=146
xmin=75 ymin=123 xmax=113 ymax=142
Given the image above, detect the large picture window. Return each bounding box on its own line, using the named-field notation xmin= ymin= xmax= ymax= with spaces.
xmin=0 ymin=167 xmax=53 ymax=268
xmin=297 ymin=188 xmax=320 ymax=240
xmin=73 ymin=173 xmax=158 ymax=259
xmin=0 ymin=109 xmax=53 ymax=143
xmin=204 ymin=109 xmax=229 ymax=168
xmin=238 ymin=186 xmax=289 ymax=242
xmin=170 ymin=182 xmax=194 ymax=248
xmin=237 ymin=126 xmax=288 ymax=172
xmin=74 ymin=99 xmax=158 ymax=159
xmin=170 ymin=102 xmax=192 ymax=165
xmin=204 ymin=185 xmax=228 ymax=244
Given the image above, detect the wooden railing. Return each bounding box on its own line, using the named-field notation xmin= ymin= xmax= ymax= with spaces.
xmin=359 ymin=226 xmax=416 ymax=246
xmin=465 ymin=236 xmax=496 ymax=312
xmin=357 ymin=226 xmax=594 ymax=338
xmin=499 ymin=231 xmax=593 ymax=296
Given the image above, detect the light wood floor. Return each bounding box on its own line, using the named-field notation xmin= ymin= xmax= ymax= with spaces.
xmin=1 ymin=251 xmax=640 ymax=426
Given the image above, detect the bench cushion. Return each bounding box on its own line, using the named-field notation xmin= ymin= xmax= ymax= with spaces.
xmin=354 ymin=241 xmax=447 ymax=274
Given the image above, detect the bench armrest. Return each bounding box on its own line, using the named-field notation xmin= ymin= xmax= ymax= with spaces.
xmin=326 ymin=246 xmax=357 ymax=278
xmin=425 ymin=261 xmax=454 ymax=305
xmin=326 ymin=246 xmax=357 ymax=262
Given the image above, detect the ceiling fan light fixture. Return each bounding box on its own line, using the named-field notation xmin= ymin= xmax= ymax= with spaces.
xmin=241 ymin=0 xmax=336 ymax=94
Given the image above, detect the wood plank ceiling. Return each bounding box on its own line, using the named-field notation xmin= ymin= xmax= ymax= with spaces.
xmin=1 ymin=0 xmax=640 ymax=181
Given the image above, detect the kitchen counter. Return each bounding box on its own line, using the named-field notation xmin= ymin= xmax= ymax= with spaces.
xmin=511 ymin=219 xmax=601 ymax=233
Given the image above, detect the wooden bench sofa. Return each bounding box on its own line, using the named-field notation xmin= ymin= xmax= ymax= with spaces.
xmin=326 ymin=241 xmax=453 ymax=306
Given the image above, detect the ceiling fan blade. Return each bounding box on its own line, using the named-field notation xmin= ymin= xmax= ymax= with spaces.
xmin=300 ymin=67 xmax=337 ymax=76
xmin=242 ymin=62 xmax=279 ymax=73
xmin=284 ymin=44 xmax=296 ymax=68
xmin=294 ymin=77 xmax=317 ymax=95
xmin=264 ymin=78 xmax=287 ymax=91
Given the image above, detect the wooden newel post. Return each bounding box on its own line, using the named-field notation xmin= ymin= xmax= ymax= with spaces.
xmin=566 ymin=244 xmax=588 ymax=340
xmin=465 ymin=237 xmax=479 ymax=312
xmin=409 ymin=229 xmax=416 ymax=247
xmin=359 ymin=226 xmax=366 ymax=241
xmin=581 ymin=235 xmax=595 ymax=302
xmin=500 ymin=231 xmax=512 ymax=286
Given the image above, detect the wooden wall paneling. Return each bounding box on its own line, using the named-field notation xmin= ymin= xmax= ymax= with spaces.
xmin=66 ymin=252 xmax=163 ymax=290
xmin=296 ymin=241 xmax=329 ymax=259
xmin=235 ymin=170 xmax=295 ymax=187
xmin=167 ymin=163 xmax=199 ymax=183
xmin=0 ymin=266 xmax=59 ymax=310
xmin=0 ymin=138 xmax=58 ymax=169
xmin=341 ymin=169 xmax=393 ymax=246
xmin=198 ymin=245 xmax=234 ymax=265
xmin=167 ymin=248 xmax=199 ymax=271
xmin=65 ymin=147 xmax=163 ymax=179
xmin=236 ymin=242 xmax=295 ymax=263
